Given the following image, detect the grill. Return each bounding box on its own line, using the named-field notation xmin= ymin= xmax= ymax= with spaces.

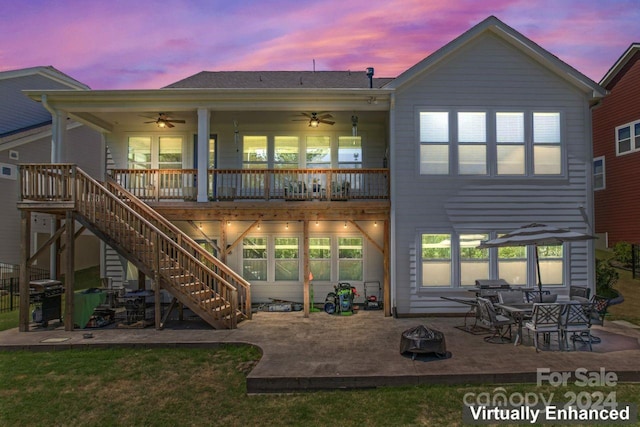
xmin=30 ymin=279 xmax=64 ymax=326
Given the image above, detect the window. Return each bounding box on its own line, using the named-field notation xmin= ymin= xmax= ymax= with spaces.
xmin=243 ymin=136 xmax=268 ymax=169
xmin=158 ymin=137 xmax=182 ymax=169
xmin=537 ymin=245 xmax=563 ymax=286
xmin=310 ymin=237 xmax=331 ymax=281
xmin=419 ymin=112 xmax=449 ymax=174
xmin=457 ymin=112 xmax=487 ymax=175
xmin=459 ymin=234 xmax=489 ymax=286
xmin=496 ymin=112 xmax=525 ymax=175
xmin=533 ymin=112 xmax=561 ymax=174
xmin=274 ymin=136 xmax=299 ymax=169
xmin=421 ymin=234 xmax=451 ymax=287
xmin=338 ymin=237 xmax=363 ymax=281
xmin=497 ymin=245 xmax=527 ymax=286
xmin=593 ymin=156 xmax=605 ymax=190
xmin=128 ymin=137 xmax=152 ymax=169
xmin=275 ymin=237 xmax=299 ymax=281
xmin=338 ymin=136 xmax=362 ymax=168
xmin=615 ymin=120 xmax=640 ymax=155
xmin=306 ymin=136 xmax=331 ymax=168
xmin=243 ymin=237 xmax=267 ymax=281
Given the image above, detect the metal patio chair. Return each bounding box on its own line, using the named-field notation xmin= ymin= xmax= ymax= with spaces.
xmin=523 ymin=303 xmax=563 ymax=352
xmin=477 ymin=297 xmax=515 ymax=344
xmin=561 ymin=302 xmax=593 ymax=351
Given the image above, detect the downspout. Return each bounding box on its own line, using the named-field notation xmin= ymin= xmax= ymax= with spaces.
xmin=389 ymin=92 xmax=396 ymax=316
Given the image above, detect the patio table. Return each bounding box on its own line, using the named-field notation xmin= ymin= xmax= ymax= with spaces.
xmin=494 ymin=303 xmax=533 ymax=346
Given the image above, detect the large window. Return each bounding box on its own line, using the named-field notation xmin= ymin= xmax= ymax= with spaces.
xmin=615 ymin=119 xmax=640 ymax=155
xmin=306 ymin=136 xmax=331 ymax=168
xmin=338 ymin=136 xmax=362 ymax=168
xmin=310 ymin=237 xmax=331 ymax=281
xmin=158 ymin=137 xmax=182 ymax=169
xmin=593 ymin=156 xmax=605 ymax=190
xmin=338 ymin=237 xmax=363 ymax=281
xmin=421 ymin=234 xmax=451 ymax=287
xmin=497 ymin=245 xmax=527 ymax=285
xmin=496 ymin=112 xmax=525 ymax=175
xmin=243 ymin=136 xmax=268 ymax=169
xmin=419 ymin=112 xmax=449 ymax=175
xmin=243 ymin=237 xmax=267 ymax=281
xmin=459 ymin=234 xmax=489 ymax=286
xmin=537 ymin=245 xmax=563 ymax=286
xmin=457 ymin=112 xmax=487 ymax=175
xmin=275 ymin=237 xmax=299 ymax=281
xmin=274 ymin=136 xmax=299 ymax=169
xmin=128 ymin=137 xmax=152 ymax=169
xmin=533 ymin=112 xmax=561 ymax=174
xmin=419 ymin=110 xmax=562 ymax=176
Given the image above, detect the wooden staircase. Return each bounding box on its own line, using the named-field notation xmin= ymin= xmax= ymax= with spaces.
xmin=19 ymin=164 xmax=251 ymax=329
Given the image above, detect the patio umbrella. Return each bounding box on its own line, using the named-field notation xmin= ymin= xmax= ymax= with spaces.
xmin=478 ymin=223 xmax=596 ymax=302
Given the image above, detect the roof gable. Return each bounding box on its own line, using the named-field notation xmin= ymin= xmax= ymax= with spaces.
xmin=599 ymin=43 xmax=640 ymax=90
xmin=387 ymin=16 xmax=606 ymax=99
xmin=165 ymin=71 xmax=393 ymax=89
xmin=0 ymin=66 xmax=89 ymax=136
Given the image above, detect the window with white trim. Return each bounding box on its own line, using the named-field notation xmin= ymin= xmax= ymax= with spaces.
xmin=419 ymin=112 xmax=449 ymax=174
xmin=459 ymin=234 xmax=489 ymax=286
xmin=533 ymin=112 xmax=561 ymax=174
xmin=338 ymin=237 xmax=363 ymax=281
xmin=615 ymin=119 xmax=640 ymax=155
xmin=306 ymin=136 xmax=331 ymax=168
xmin=309 ymin=237 xmax=331 ymax=281
xmin=274 ymin=136 xmax=299 ymax=169
xmin=496 ymin=112 xmax=525 ymax=175
xmin=537 ymin=244 xmax=563 ymax=286
xmin=421 ymin=234 xmax=451 ymax=287
xmin=242 ymin=237 xmax=267 ymax=281
xmin=338 ymin=136 xmax=362 ymax=168
xmin=242 ymin=136 xmax=268 ymax=169
xmin=457 ymin=112 xmax=487 ymax=175
xmin=497 ymin=244 xmax=527 ymax=285
xmin=593 ymin=156 xmax=605 ymax=190
xmin=275 ymin=237 xmax=299 ymax=281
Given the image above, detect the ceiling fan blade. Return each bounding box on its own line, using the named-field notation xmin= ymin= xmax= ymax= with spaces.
xmin=320 ymin=119 xmax=335 ymax=125
xmin=165 ymin=122 xmax=175 ymax=128
xmin=144 ymin=120 xmax=156 ymax=124
xmin=317 ymin=114 xmax=333 ymax=119
xmin=167 ymin=119 xmax=186 ymax=124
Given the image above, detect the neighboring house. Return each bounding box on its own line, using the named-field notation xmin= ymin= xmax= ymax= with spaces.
xmin=17 ymin=16 xmax=605 ymax=330
xmin=592 ymin=43 xmax=640 ymax=248
xmin=0 ymin=66 xmax=102 ymax=270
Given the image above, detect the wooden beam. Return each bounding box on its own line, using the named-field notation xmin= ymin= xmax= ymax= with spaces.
xmin=27 ymin=223 xmax=66 ymax=266
xmin=187 ymin=220 xmax=221 ymax=253
xmin=64 ymin=211 xmax=75 ymax=331
xmin=154 ymin=235 xmax=162 ymax=330
xmin=383 ymin=219 xmax=391 ymax=317
xmin=219 ymin=220 xmax=227 ymax=264
xmin=58 ymin=225 xmax=86 ymax=253
xmin=226 ymin=220 xmax=259 ymax=254
xmin=349 ymin=220 xmax=383 ymax=254
xmin=19 ymin=211 xmax=31 ymax=332
xmin=303 ymin=220 xmax=310 ymax=318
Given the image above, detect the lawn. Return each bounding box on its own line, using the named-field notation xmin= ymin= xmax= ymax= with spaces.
xmin=1 ymin=346 xmax=639 ymax=426
xmin=596 ymin=250 xmax=640 ymax=325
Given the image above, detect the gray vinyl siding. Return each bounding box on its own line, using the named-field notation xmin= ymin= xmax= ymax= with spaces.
xmin=392 ymin=33 xmax=595 ymax=314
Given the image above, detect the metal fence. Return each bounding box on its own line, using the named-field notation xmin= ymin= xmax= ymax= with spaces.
xmin=0 ymin=262 xmax=50 ymax=313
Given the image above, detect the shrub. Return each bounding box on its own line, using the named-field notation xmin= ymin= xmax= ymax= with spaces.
xmin=613 ymin=241 xmax=633 ymax=267
xmin=595 ymin=258 xmax=619 ymax=298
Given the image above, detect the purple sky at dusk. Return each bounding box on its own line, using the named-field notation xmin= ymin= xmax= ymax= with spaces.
xmin=2 ymin=0 xmax=639 ymax=89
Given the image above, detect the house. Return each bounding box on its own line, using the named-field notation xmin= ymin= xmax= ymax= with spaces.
xmin=592 ymin=43 xmax=640 ymax=248
xmin=0 ymin=66 xmax=102 ymax=272
xmin=15 ymin=16 xmax=605 ymax=331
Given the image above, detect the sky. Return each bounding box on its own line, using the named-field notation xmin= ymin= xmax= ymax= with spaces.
xmin=1 ymin=0 xmax=640 ymax=89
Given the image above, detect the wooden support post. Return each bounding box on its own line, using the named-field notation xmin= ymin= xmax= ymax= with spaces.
xmin=64 ymin=211 xmax=75 ymax=331
xmin=19 ymin=211 xmax=31 ymax=332
xmin=54 ymin=217 xmax=61 ymax=280
xmin=303 ymin=220 xmax=310 ymax=318
xmin=383 ymin=219 xmax=391 ymax=317
xmin=154 ymin=234 xmax=162 ymax=330
xmin=220 ymin=220 xmax=228 ymax=264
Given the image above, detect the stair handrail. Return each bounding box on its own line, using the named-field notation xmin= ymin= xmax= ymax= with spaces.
xmin=105 ymin=176 xmax=252 ymax=318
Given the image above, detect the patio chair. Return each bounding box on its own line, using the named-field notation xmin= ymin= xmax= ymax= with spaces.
xmin=522 ymin=289 xmax=551 ymax=303
xmin=569 ymin=285 xmax=591 ymax=300
xmin=476 ymin=297 xmax=515 ymax=344
xmin=540 ymin=293 xmax=558 ymax=303
xmin=498 ymin=291 xmax=523 ymax=304
xmin=561 ymin=302 xmax=593 ymax=351
xmin=523 ymin=303 xmax=563 ymax=352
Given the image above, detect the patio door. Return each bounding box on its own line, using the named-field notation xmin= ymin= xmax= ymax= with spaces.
xmin=193 ymin=134 xmax=217 ymax=198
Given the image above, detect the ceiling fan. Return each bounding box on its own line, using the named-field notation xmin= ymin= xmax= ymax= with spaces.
xmin=292 ymin=112 xmax=335 ymax=127
xmin=143 ymin=113 xmax=185 ymax=128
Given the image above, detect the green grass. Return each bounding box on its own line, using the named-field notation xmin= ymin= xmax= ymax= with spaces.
xmin=596 ymin=250 xmax=640 ymax=325
xmin=1 ymin=346 xmax=638 ymax=426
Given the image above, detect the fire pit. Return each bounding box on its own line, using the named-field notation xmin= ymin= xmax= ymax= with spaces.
xmin=399 ymin=325 xmax=449 ymax=360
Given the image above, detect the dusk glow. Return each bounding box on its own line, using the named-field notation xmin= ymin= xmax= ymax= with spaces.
xmin=2 ymin=0 xmax=639 ymax=89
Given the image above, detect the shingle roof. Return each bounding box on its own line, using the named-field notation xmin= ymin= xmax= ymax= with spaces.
xmin=164 ymin=71 xmax=394 ymax=89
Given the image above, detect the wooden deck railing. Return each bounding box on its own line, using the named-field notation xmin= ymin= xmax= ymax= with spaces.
xmin=19 ymin=164 xmax=251 ymax=328
xmin=109 ymin=168 xmax=389 ymax=201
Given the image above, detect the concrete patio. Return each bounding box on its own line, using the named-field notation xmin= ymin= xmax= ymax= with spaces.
xmin=1 ymin=310 xmax=639 ymax=394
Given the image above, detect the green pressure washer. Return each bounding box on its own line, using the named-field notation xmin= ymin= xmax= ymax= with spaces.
xmin=324 ymin=282 xmax=357 ymax=316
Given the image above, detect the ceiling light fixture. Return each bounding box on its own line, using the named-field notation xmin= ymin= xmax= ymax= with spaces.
xmin=309 ymin=117 xmax=319 ymax=127
xmin=344 ymin=221 xmax=348 ymax=228
xmin=286 ymin=222 xmax=289 ymax=229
